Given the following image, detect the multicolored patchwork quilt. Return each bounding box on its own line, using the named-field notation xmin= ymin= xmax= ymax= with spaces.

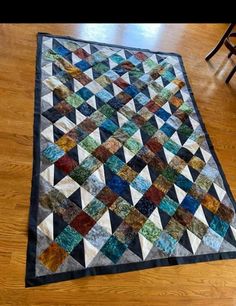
xmin=26 ymin=33 xmax=236 ymax=286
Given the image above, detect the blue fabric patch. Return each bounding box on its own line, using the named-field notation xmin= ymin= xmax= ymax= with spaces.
xmin=78 ymin=103 xmax=95 ymax=116
xmin=175 ymin=174 xmax=193 ymax=192
xmin=105 ymin=155 xmax=125 ymax=173
xmin=162 ymin=70 xmax=175 ymax=82
xmin=156 ymin=108 xmax=171 ymax=121
xmin=210 ymin=216 xmax=229 ymax=237
xmin=107 ymin=97 xmax=124 ymax=110
xmin=203 ymin=228 xmax=223 ymax=252
xmin=101 ymin=119 xmax=119 ymax=133
xmin=53 ymin=43 xmax=70 ymax=57
xmin=134 ymin=92 xmax=150 ymax=105
xmin=107 ymin=174 xmax=129 ymax=195
xmin=75 ymin=60 xmax=91 ymax=71
xmin=164 ymin=140 xmax=181 ymax=155
xmin=96 ymin=89 xmax=113 ymax=102
xmin=128 ymin=55 xmax=141 ymax=66
xmin=160 ymin=123 xmax=176 ymax=137
xmin=75 ymin=127 xmax=89 ymax=142
xmin=55 ymin=226 xmax=82 ymax=253
xmin=121 ymin=121 xmax=138 ymax=136
xmin=135 ymin=197 xmax=156 ymax=217
xmin=80 ymin=155 xmax=99 ymax=171
xmin=113 ymin=65 xmax=126 ymax=76
xmin=42 ymin=143 xmax=65 ymax=163
xmin=159 ymin=196 xmax=179 ymax=216
xmin=181 ymin=195 xmax=199 ymax=214
xmin=85 ymin=224 xmax=110 ymax=249
xmin=101 ymin=236 xmax=127 ymax=263
xmin=110 ymin=54 xmax=125 ymax=64
xmin=139 ymin=73 xmax=152 ymax=84
xmin=130 ymin=175 xmax=152 ymax=194
xmin=92 ymin=52 xmax=107 ymax=63
xmin=104 ymin=70 xmax=119 ymax=81
xmin=201 ymin=164 xmax=219 ymax=181
xmin=155 ymin=232 xmax=177 ymax=255
xmin=124 ymin=85 xmax=139 ymax=98
xmin=77 ymin=87 xmax=93 ymax=100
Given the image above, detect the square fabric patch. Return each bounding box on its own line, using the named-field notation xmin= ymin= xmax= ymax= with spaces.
xmin=26 ymin=33 xmax=236 ymax=287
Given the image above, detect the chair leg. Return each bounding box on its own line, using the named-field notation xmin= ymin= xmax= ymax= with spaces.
xmin=228 ymin=51 xmax=233 ymax=58
xmin=205 ymin=24 xmax=235 ymax=61
xmin=228 ymin=45 xmax=236 ymax=58
xmin=226 ymin=65 xmax=236 ymax=83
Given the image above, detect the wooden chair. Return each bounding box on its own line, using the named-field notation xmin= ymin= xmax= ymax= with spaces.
xmin=205 ymin=24 xmax=236 ymax=83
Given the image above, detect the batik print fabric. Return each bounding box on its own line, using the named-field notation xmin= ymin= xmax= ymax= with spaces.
xmin=26 ymin=33 xmax=236 ymax=286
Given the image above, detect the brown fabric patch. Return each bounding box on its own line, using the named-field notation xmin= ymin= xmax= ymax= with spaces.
xmin=134 ymin=51 xmax=148 ymax=61
xmin=54 ymin=85 xmax=72 ymax=100
xmin=138 ymin=107 xmax=152 ymax=120
xmin=103 ymin=137 xmax=122 ymax=153
xmin=125 ymin=208 xmax=147 ymax=231
xmin=187 ymin=217 xmax=208 ymax=239
xmin=118 ymin=165 xmax=138 ymax=182
xmin=55 ymin=135 xmax=77 ymax=152
xmin=188 ymin=156 xmax=205 ymax=172
xmin=149 ymin=156 xmax=166 ymax=172
xmin=137 ymin=147 xmax=155 ymax=163
xmin=92 ymin=145 xmax=112 ymax=163
xmin=55 ymin=155 xmax=78 ymax=174
xmin=39 ymin=242 xmax=68 ymax=272
xmin=96 ymin=186 xmax=118 ymax=207
xmin=189 ymin=184 xmax=205 ymax=201
xmin=154 ymin=130 xmax=169 ymax=145
xmin=145 ymin=100 xmax=160 ymax=113
xmin=169 ymin=155 xmax=186 ymax=172
xmin=79 ymin=118 xmax=97 ymax=134
xmin=61 ymin=202 xmax=81 ymax=224
xmin=39 ymin=190 xmax=66 ymax=215
xmin=174 ymin=109 xmax=188 ymax=122
xmin=116 ymin=92 xmax=132 ymax=104
xmin=132 ymin=114 xmax=147 ymax=127
xmin=54 ymin=101 xmax=73 ymax=114
xmin=121 ymin=61 xmax=135 ymax=71
xmin=74 ymin=48 xmax=90 ymax=59
xmin=201 ymin=193 xmax=220 ymax=213
xmin=67 ymin=128 xmax=80 ymax=141
xmin=153 ymin=96 xmax=165 ymax=107
xmin=165 ymin=218 xmax=185 ymax=240
xmin=114 ymin=77 xmax=129 ymax=89
xmin=70 ymin=211 xmax=96 ymax=236
xmin=144 ymin=186 xmax=165 ymax=205
xmin=114 ymin=221 xmax=136 ymax=244
xmin=153 ymin=175 xmax=172 ymax=193
xmin=169 ymin=96 xmax=183 ymax=108
xmin=75 ymin=72 xmax=92 ymax=86
xmin=149 ymin=68 xmax=160 ymax=80
xmin=217 ymin=204 xmax=234 ymax=223
xmin=172 ymin=79 xmax=185 ymax=89
xmin=173 ymin=207 xmax=193 ymax=226
xmin=146 ymin=137 xmax=162 ymax=153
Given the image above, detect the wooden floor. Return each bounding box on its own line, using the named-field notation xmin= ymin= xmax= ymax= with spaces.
xmin=0 ymin=23 xmax=236 ymax=306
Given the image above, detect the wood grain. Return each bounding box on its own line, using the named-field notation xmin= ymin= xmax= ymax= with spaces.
xmin=0 ymin=23 xmax=236 ymax=306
